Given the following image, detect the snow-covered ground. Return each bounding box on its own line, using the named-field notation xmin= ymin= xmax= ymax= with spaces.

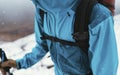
xmin=0 ymin=34 xmax=55 ymax=75
xmin=114 ymin=14 xmax=120 ymax=75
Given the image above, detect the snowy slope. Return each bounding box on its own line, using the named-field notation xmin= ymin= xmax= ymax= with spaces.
xmin=0 ymin=34 xmax=54 ymax=75
xmin=115 ymin=0 xmax=120 ymax=15
xmin=114 ymin=14 xmax=120 ymax=75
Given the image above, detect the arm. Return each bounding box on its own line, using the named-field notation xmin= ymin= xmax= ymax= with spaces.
xmin=16 ymin=6 xmax=48 ymax=69
xmin=88 ymin=4 xmax=118 ymax=75
xmin=0 ymin=7 xmax=48 ymax=70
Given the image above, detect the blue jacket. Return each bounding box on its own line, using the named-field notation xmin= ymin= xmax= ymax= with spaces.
xmin=16 ymin=0 xmax=118 ymax=75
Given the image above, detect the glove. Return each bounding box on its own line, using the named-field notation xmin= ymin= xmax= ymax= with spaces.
xmin=0 ymin=59 xmax=17 ymax=75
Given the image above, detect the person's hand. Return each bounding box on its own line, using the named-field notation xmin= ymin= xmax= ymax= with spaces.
xmin=0 ymin=68 xmax=6 ymax=75
xmin=0 ymin=59 xmax=17 ymax=75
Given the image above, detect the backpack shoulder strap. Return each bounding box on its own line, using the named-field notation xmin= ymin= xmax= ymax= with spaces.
xmin=73 ymin=0 xmax=97 ymax=53
xmin=73 ymin=0 xmax=98 ymax=35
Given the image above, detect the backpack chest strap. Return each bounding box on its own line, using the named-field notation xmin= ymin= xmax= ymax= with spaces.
xmin=40 ymin=34 xmax=78 ymax=46
xmin=40 ymin=33 xmax=89 ymax=53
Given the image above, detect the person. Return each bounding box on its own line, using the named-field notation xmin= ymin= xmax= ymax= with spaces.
xmin=0 ymin=0 xmax=118 ymax=75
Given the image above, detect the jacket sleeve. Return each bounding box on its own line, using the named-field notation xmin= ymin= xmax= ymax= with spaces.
xmin=16 ymin=6 xmax=48 ymax=69
xmin=88 ymin=14 xmax=118 ymax=75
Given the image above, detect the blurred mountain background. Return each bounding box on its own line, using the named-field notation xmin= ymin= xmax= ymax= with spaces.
xmin=0 ymin=0 xmax=34 ymax=42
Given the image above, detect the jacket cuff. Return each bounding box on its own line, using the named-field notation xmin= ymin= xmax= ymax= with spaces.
xmin=16 ymin=59 xmax=21 ymax=69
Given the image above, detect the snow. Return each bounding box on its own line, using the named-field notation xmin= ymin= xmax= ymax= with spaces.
xmin=115 ymin=0 xmax=120 ymax=15
xmin=114 ymin=14 xmax=120 ymax=75
xmin=0 ymin=34 xmax=55 ymax=75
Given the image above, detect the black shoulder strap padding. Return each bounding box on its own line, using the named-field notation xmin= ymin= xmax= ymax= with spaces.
xmin=74 ymin=0 xmax=98 ymax=34
xmin=74 ymin=0 xmax=89 ymax=33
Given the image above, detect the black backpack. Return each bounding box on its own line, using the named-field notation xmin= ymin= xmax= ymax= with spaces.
xmin=72 ymin=0 xmax=115 ymax=53
xmin=40 ymin=0 xmax=114 ymax=54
